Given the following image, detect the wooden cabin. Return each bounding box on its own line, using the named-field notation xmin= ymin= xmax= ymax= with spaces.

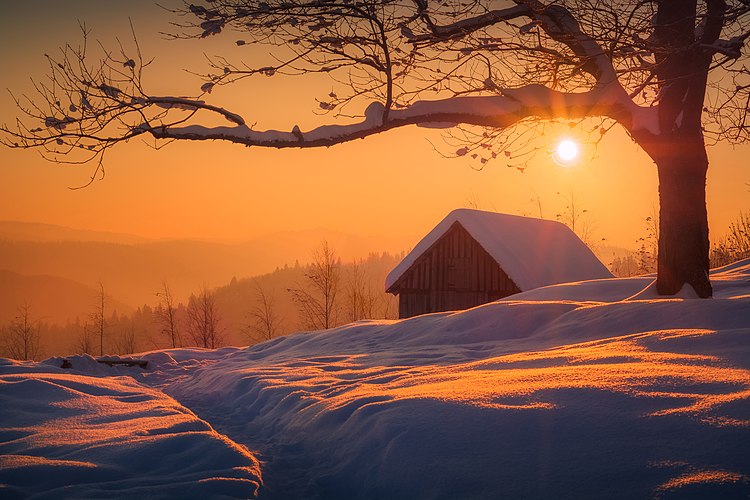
xmin=385 ymin=209 xmax=613 ymax=319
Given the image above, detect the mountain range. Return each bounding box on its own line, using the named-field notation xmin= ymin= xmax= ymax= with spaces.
xmin=0 ymin=221 xmax=407 ymax=324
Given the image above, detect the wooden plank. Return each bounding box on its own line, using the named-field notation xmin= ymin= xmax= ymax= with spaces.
xmin=97 ymin=358 xmax=148 ymax=369
xmin=476 ymin=252 xmax=488 ymax=290
xmin=439 ymin=238 xmax=446 ymax=289
xmin=477 ymin=246 xmax=481 ymax=290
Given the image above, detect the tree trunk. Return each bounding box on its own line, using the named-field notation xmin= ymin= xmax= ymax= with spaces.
xmin=655 ymin=138 xmax=712 ymax=297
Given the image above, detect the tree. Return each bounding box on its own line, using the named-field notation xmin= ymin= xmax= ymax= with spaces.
xmin=88 ymin=282 xmax=108 ymax=356
xmin=290 ymin=240 xmax=341 ymax=330
xmin=609 ymin=253 xmax=639 ymax=278
xmin=344 ymin=262 xmax=377 ymax=322
xmin=186 ymin=285 xmax=224 ymax=348
xmin=711 ymin=210 xmax=750 ymax=266
xmin=4 ymin=1 xmax=750 ymax=297
xmin=74 ymin=322 xmax=95 ymax=355
xmin=555 ymin=189 xmax=597 ymax=249
xmin=2 ymin=302 xmax=42 ymax=361
xmin=635 ymin=208 xmax=660 ymax=273
xmin=155 ymin=282 xmax=181 ymax=348
xmin=244 ymin=280 xmax=285 ymax=344
xmin=113 ymin=321 xmax=138 ymax=355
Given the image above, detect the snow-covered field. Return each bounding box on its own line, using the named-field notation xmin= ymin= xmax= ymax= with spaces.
xmin=3 ymin=261 xmax=750 ymax=499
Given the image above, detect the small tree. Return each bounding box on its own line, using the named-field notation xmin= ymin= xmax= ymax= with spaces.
xmin=344 ymin=262 xmax=377 ymax=322
xmin=88 ymin=282 xmax=108 ymax=356
xmin=636 ymin=243 xmax=657 ymax=274
xmin=555 ymin=190 xmax=597 ymax=249
xmin=711 ymin=211 xmax=750 ymax=266
xmin=113 ymin=321 xmax=138 ymax=355
xmin=186 ymin=285 xmax=224 ymax=349
xmin=155 ymin=282 xmax=181 ymax=348
xmin=290 ymin=240 xmax=341 ymax=330
xmin=74 ymin=322 xmax=95 ymax=355
xmin=633 ymin=209 xmax=660 ymax=274
xmin=2 ymin=302 xmax=42 ymax=361
xmin=244 ymin=280 xmax=285 ymax=344
xmin=609 ymin=254 xmax=639 ymax=278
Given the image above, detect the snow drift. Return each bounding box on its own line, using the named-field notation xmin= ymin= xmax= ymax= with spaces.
xmin=2 ymin=261 xmax=750 ymax=498
xmin=0 ymin=356 xmax=261 ymax=499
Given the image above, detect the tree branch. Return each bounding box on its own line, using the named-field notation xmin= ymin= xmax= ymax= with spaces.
xmin=147 ymin=97 xmax=246 ymax=125
xmin=146 ymin=82 xmax=648 ymax=148
xmin=407 ymin=5 xmax=531 ymax=42
xmin=521 ymin=0 xmax=617 ymax=83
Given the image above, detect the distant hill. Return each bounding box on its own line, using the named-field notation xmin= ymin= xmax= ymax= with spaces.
xmin=0 ymin=270 xmax=133 ymax=325
xmin=0 ymin=238 xmax=267 ymax=308
xmin=0 ymin=222 xmax=408 ymax=309
xmin=0 ymin=221 xmax=149 ymax=244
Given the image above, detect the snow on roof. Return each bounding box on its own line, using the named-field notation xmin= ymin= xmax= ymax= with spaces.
xmin=385 ymin=208 xmax=613 ymax=292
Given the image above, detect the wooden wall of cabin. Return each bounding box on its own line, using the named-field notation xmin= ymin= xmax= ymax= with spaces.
xmin=393 ymin=223 xmax=520 ymax=318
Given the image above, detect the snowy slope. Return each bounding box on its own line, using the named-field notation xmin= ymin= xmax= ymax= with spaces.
xmin=2 ymin=262 xmax=750 ymax=498
xmin=0 ymin=355 xmax=261 ymax=499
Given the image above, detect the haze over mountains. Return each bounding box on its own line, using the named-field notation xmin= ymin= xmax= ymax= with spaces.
xmin=0 ymin=220 xmax=406 ymax=324
xmin=0 ymin=221 xmax=150 ymax=245
xmin=0 ymin=270 xmax=134 ymax=325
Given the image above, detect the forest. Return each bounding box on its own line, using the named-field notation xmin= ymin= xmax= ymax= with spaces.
xmin=3 ymin=208 xmax=749 ymax=361
xmin=0 ymin=246 xmax=402 ymax=359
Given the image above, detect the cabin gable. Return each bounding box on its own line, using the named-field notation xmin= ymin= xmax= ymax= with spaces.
xmin=388 ymin=222 xmax=520 ymax=318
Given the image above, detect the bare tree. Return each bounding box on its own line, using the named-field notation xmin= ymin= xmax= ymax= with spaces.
xmin=378 ymin=292 xmax=399 ymax=320
xmin=2 ymin=302 xmax=42 ymax=361
xmin=186 ymin=285 xmax=224 ymax=349
xmin=711 ymin=211 xmax=750 ymax=266
xmin=290 ymin=240 xmax=341 ymax=330
xmin=344 ymin=262 xmax=377 ymax=322
xmin=244 ymin=280 xmax=285 ymax=344
xmin=5 ymin=1 xmax=750 ymax=297
xmin=634 ymin=207 xmax=660 ymax=273
xmin=155 ymin=281 xmax=181 ymax=348
xmin=113 ymin=321 xmax=138 ymax=355
xmin=555 ymin=189 xmax=598 ymax=248
xmin=74 ymin=322 xmax=95 ymax=355
xmin=530 ymin=193 xmax=545 ymax=219
xmin=88 ymin=281 xmax=108 ymax=356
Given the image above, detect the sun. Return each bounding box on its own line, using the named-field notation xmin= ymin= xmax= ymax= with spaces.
xmin=553 ymin=139 xmax=580 ymax=166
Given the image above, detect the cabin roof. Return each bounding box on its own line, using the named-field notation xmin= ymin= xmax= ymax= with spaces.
xmin=385 ymin=208 xmax=613 ymax=292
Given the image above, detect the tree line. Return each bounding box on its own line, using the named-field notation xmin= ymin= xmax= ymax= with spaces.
xmin=609 ymin=209 xmax=750 ymax=277
xmin=0 ymin=246 xmax=402 ymax=360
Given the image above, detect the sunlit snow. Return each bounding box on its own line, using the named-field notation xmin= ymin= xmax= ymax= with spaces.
xmin=2 ymin=261 xmax=750 ymax=498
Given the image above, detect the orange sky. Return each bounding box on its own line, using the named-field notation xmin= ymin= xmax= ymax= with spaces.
xmin=1 ymin=1 xmax=748 ymax=254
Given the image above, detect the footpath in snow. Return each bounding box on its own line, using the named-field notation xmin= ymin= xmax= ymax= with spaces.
xmin=2 ymin=260 xmax=750 ymax=498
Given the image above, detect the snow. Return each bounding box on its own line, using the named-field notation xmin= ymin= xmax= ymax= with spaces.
xmin=152 ymin=81 xmax=660 ymax=149
xmin=156 ymin=94 xmax=523 ymax=146
xmin=3 ymin=260 xmax=750 ymax=498
xmin=0 ymin=358 xmax=261 ymax=499
xmin=385 ymin=208 xmax=613 ymax=292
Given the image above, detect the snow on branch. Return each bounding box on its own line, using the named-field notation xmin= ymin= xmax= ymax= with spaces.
xmin=405 ymin=1 xmax=617 ymax=84
xmin=146 ymin=82 xmax=645 ymax=148
xmin=147 ymin=97 xmax=246 ymax=126
xmin=702 ymin=36 xmax=746 ymax=58
xmin=523 ymin=0 xmax=617 ymax=83
xmin=407 ymin=4 xmax=531 ymax=42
